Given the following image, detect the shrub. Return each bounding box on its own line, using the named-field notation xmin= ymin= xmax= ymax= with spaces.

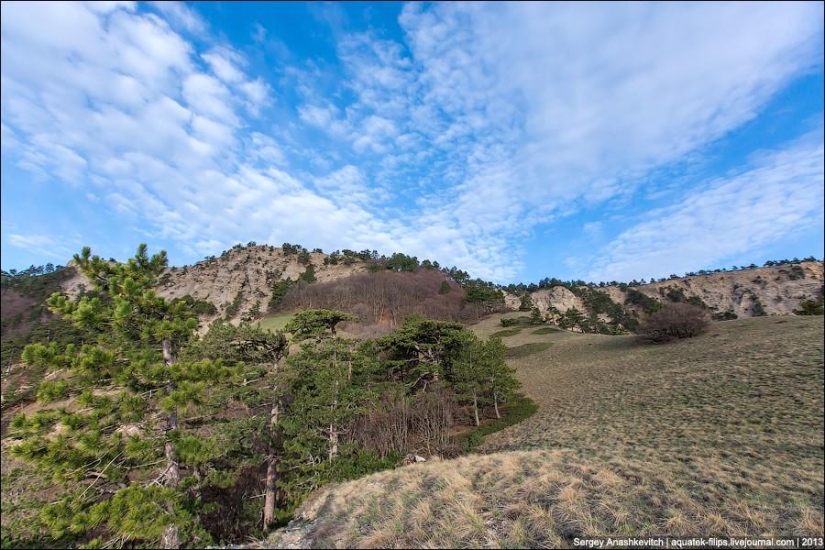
xmin=750 ymin=297 xmax=767 ymax=317
xmin=625 ymin=288 xmax=662 ymax=314
xmin=299 ymin=264 xmax=317 ymax=283
xmin=640 ymin=303 xmax=710 ymax=343
xmin=180 ymin=295 xmax=218 ymax=316
xmin=36 ymin=380 xmax=69 ymax=403
xmin=224 ymin=290 xmax=244 ymax=320
xmin=794 ymin=297 xmax=824 ymax=316
xmin=714 ymin=309 xmax=738 ymax=321
xmin=788 ymin=265 xmax=806 ymax=280
xmin=518 ymin=294 xmax=533 ymax=311
xmin=499 ymin=318 xmax=518 ymax=327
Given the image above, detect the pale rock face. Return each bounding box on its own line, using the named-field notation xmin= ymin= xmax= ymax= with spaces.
xmin=620 ymin=261 xmax=823 ymax=318
xmin=502 ymin=286 xmax=585 ymax=316
xmin=509 ymin=261 xmax=823 ymax=325
xmin=503 ymin=292 xmax=521 ymax=311
xmin=60 ymin=246 xmax=367 ymax=324
xmin=532 ymin=286 xmax=585 ymax=315
xmin=60 ymin=249 xmax=823 ymax=326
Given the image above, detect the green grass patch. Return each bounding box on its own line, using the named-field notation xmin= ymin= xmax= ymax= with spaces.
xmin=531 ymin=327 xmax=557 ymax=335
xmin=256 ymin=314 xmax=293 ymax=332
xmin=505 ymin=342 xmax=553 ymax=359
xmin=491 ymin=328 xmax=522 ymax=338
xmin=461 ymin=393 xmax=538 ymax=450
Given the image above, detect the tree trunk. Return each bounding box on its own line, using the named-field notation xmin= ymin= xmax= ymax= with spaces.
xmin=161 ymin=526 xmax=180 ymax=549
xmin=493 ymin=389 xmax=501 ymax=419
xmin=473 ymin=391 xmax=480 ymax=427
xmin=264 ymin=356 xmax=282 ymax=531
xmin=329 ymin=377 xmax=339 ymax=462
xmin=263 ymin=457 xmax=277 ymax=530
xmin=263 ymin=397 xmax=280 ymax=530
xmin=329 ymin=424 xmax=338 ymax=462
xmin=161 ymin=338 xmax=180 ymax=549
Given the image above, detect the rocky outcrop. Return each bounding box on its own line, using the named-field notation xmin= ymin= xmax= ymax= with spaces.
xmin=60 ymin=247 xmax=823 ymax=327
xmin=617 ymin=261 xmax=823 ymax=319
xmin=531 ymin=286 xmax=585 ymax=316
xmin=61 ymin=246 xmax=367 ymax=322
xmin=506 ymin=261 xmax=823 ymax=328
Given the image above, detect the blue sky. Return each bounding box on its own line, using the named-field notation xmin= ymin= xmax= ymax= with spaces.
xmin=1 ymin=1 xmax=823 ymax=284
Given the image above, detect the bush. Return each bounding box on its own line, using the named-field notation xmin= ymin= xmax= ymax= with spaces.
xmin=625 ymin=288 xmax=662 ymax=314
xmin=180 ymin=295 xmax=218 ymax=316
xmin=518 ymin=294 xmax=533 ymax=311
xmin=714 ymin=309 xmax=738 ymax=321
xmin=640 ymin=303 xmax=710 ymax=343
xmin=299 ymin=264 xmax=316 ymax=283
xmin=794 ymin=297 xmax=824 ymax=316
xmin=750 ymin=297 xmax=767 ymax=317
xmin=36 ymin=380 xmax=69 ymax=403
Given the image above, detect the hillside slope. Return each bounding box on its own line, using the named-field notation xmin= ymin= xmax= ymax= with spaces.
xmin=509 ymin=261 xmax=823 ymax=325
xmin=60 ymin=245 xmax=368 ymax=322
xmin=58 ymin=248 xmax=823 ymax=328
xmin=616 ymin=261 xmax=823 ymax=318
xmin=263 ymin=315 xmax=824 ymax=548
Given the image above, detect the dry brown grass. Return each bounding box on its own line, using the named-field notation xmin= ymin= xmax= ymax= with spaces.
xmin=263 ymin=315 xmax=824 ymax=548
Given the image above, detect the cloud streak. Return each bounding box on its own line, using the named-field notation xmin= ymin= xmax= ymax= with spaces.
xmin=1 ymin=2 xmax=822 ymax=282
xmin=586 ymin=132 xmax=825 ymax=282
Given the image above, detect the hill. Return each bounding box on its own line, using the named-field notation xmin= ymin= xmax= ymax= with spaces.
xmin=503 ymin=260 xmax=823 ymax=333
xmin=1 ymin=245 xmax=823 ymax=548
xmin=263 ymin=314 xmax=824 ymax=548
xmin=58 ymin=245 xmax=368 ymax=322
xmin=55 ymin=244 xmax=505 ymax=333
xmin=53 ymin=245 xmax=824 ymax=332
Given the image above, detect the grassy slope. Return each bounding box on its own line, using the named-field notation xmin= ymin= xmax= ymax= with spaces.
xmin=256 ymin=314 xmax=294 ymax=332
xmin=264 ymin=315 xmax=824 ymax=548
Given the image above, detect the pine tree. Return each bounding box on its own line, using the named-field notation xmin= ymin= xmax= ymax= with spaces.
xmin=378 ymin=315 xmax=467 ymax=389
xmin=278 ymin=337 xmax=376 ymax=500
xmin=484 ymin=337 xmax=520 ymax=419
xmin=453 ymin=336 xmax=520 ymax=425
xmin=284 ymin=309 xmax=354 ymax=341
xmin=8 ymin=245 xmax=235 ymax=548
xmin=453 ymin=334 xmax=487 ymax=426
xmin=182 ymin=320 xmax=289 ymax=531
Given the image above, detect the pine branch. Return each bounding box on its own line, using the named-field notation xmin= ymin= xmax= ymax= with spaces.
xmin=80 ymin=451 xmax=123 ymax=500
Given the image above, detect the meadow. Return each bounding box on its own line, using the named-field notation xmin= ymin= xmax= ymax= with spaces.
xmin=264 ymin=314 xmax=824 ymax=548
xmin=255 ymin=313 xmax=294 ymax=332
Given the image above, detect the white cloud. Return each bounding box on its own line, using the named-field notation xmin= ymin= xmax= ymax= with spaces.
xmin=246 ymin=132 xmax=286 ymax=167
xmin=1 ymin=122 xmax=16 ymax=150
xmin=586 ymin=133 xmax=825 ymax=282
xmin=2 ymin=2 xmax=823 ymax=282
xmin=297 ymin=103 xmax=348 ymax=137
xmin=149 ymin=1 xmax=207 ymax=35
xmin=182 ymin=73 xmax=237 ymax=125
xmin=85 ymin=1 xmax=135 ymax=14
xmin=8 ymin=233 xmax=56 ymax=248
xmin=293 ymin=1 xmax=822 ymax=280
xmin=202 ymin=47 xmax=246 ymax=84
xmin=6 ymin=233 xmax=77 ymax=260
xmin=240 ymin=78 xmax=271 ymax=112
